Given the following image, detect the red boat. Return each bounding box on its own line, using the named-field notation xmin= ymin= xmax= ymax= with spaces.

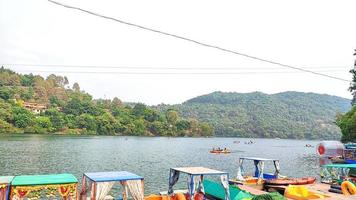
xmin=265 ymin=177 xmax=316 ymax=185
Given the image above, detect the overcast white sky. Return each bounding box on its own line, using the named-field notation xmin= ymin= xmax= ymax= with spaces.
xmin=0 ymin=0 xmax=355 ymax=105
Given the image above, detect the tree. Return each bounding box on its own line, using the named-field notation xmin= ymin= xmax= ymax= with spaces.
xmin=143 ymin=109 xmax=160 ymax=122
xmin=76 ymin=114 xmax=97 ymax=132
xmin=35 ymin=116 xmax=52 ymax=128
xmin=49 ymin=95 xmax=64 ymax=107
xmin=72 ymin=82 xmax=80 ymax=92
xmin=33 ymin=116 xmax=52 ymax=133
xmin=12 ymin=107 xmax=34 ymax=128
xmin=63 ymin=97 xmax=83 ymax=115
xmin=147 ymin=121 xmax=165 ymax=136
xmin=132 ymin=119 xmax=146 ymax=136
xmin=337 ymin=106 xmax=356 ymax=142
xmin=95 ymin=113 xmax=118 ymax=135
xmin=132 ymin=103 xmax=147 ymax=117
xmin=44 ymin=108 xmax=65 ymax=131
xmin=0 ymin=87 xmax=13 ymax=100
xmin=0 ymin=119 xmax=21 ymax=134
xmin=336 ymin=50 xmax=356 ymax=142
xmin=166 ymin=109 xmax=178 ymax=124
xmin=0 ymin=100 xmax=13 ymax=122
xmin=349 ymin=50 xmax=356 ymax=106
xmin=21 ymin=74 xmax=35 ymax=86
xmin=20 ymin=87 xmax=34 ymax=100
xmin=112 ymin=97 xmax=122 ymax=107
xmin=199 ymin=122 xmax=214 ymax=136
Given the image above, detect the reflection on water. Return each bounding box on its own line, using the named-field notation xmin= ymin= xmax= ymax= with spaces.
xmin=0 ymin=135 xmax=321 ymax=194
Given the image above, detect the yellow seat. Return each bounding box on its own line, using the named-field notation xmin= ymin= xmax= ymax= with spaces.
xmin=284 ymin=185 xmax=326 ymax=200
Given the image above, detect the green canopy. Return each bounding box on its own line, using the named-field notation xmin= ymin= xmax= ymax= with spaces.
xmin=11 ymin=174 xmax=78 ymax=186
xmin=322 ymin=164 xmax=356 ymax=169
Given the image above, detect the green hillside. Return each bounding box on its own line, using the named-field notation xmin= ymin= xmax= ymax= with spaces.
xmin=0 ymin=67 xmax=212 ymax=136
xmin=155 ymin=91 xmax=351 ymax=139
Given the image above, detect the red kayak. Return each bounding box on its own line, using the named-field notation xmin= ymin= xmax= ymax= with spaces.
xmin=265 ymin=177 xmax=316 ymax=185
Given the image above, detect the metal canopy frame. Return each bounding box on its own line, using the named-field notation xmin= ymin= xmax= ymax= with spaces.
xmin=168 ymin=167 xmax=230 ymax=200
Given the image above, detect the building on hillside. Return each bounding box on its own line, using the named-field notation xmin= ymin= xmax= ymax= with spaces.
xmin=23 ymin=102 xmax=47 ymax=114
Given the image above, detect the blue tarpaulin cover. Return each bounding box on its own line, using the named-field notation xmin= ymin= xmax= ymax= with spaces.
xmin=84 ymin=171 xmax=143 ymax=182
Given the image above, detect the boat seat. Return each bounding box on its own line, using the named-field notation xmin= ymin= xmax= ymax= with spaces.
xmin=254 ymin=172 xmax=277 ymax=180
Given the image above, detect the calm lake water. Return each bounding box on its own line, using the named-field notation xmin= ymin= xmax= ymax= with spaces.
xmin=0 ymin=135 xmax=321 ymax=194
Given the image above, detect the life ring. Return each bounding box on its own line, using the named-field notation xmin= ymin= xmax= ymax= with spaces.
xmin=341 ymin=181 xmax=356 ymax=195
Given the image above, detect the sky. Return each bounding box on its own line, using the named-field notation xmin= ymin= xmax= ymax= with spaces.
xmin=0 ymin=0 xmax=355 ymax=105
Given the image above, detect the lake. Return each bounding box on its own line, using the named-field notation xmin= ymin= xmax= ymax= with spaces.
xmin=0 ymin=135 xmax=321 ymax=194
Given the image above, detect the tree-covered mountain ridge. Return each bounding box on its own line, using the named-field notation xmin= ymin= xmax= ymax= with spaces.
xmin=155 ymin=91 xmax=351 ymax=139
xmin=0 ymin=67 xmax=213 ymax=136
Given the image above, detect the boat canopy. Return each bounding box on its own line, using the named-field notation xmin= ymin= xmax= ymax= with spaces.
xmin=80 ymin=171 xmax=144 ymax=200
xmin=320 ymin=164 xmax=356 ymax=183
xmin=322 ymin=164 xmax=356 ymax=169
xmin=168 ymin=167 xmax=230 ymax=200
xmin=239 ymin=157 xmax=279 ymax=162
xmin=11 ymin=173 xmax=77 ymax=186
xmin=236 ymin=157 xmax=281 ymax=182
xmin=0 ymin=176 xmax=14 ymax=200
xmin=10 ymin=174 xmax=78 ymax=199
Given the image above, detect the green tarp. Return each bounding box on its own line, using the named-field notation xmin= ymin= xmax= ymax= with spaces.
xmin=11 ymin=173 xmax=78 ymax=186
xmin=203 ymin=179 xmax=252 ymax=200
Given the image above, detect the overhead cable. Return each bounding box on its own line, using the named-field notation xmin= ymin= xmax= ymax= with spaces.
xmin=47 ymin=0 xmax=350 ymax=82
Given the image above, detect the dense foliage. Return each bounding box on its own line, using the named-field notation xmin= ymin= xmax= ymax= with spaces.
xmin=336 ymin=106 xmax=356 ymax=142
xmin=156 ymin=91 xmax=351 ymax=139
xmin=336 ymin=50 xmax=356 ymax=142
xmin=0 ymin=67 xmax=213 ymax=136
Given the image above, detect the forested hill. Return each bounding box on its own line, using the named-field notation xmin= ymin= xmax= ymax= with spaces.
xmin=155 ymin=91 xmax=351 ymax=139
xmin=0 ymin=67 xmax=212 ymax=136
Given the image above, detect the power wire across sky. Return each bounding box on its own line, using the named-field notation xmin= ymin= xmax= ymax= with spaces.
xmin=46 ymin=0 xmax=350 ymax=82
xmin=2 ymin=63 xmax=348 ymax=75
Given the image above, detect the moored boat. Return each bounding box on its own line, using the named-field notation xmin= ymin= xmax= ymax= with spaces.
xmin=231 ymin=157 xmax=283 ymax=185
xmin=265 ymin=177 xmax=316 ymax=185
xmin=0 ymin=176 xmax=13 ymax=200
xmin=231 ymin=157 xmax=317 ymax=187
xmin=10 ymin=173 xmax=78 ymax=200
xmin=147 ymin=166 xmax=232 ymax=200
xmin=80 ymin=171 xmax=144 ymax=200
xmin=210 ymin=149 xmax=231 ymax=154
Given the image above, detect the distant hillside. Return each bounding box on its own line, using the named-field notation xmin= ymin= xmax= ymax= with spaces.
xmin=155 ymin=91 xmax=351 ymax=139
xmin=0 ymin=67 xmax=212 ymax=136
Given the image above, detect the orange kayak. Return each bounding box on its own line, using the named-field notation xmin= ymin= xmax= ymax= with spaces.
xmin=210 ymin=150 xmax=231 ymax=154
xmin=265 ymin=177 xmax=316 ymax=185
